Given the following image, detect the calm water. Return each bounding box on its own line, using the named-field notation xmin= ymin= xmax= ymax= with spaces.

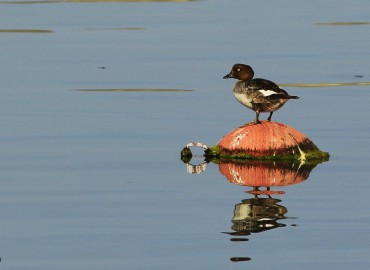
xmin=1 ymin=0 xmax=370 ymax=269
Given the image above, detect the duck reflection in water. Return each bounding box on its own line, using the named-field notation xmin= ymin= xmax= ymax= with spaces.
xmin=230 ymin=192 xmax=287 ymax=234
xmin=182 ymin=154 xmax=319 ymax=263
xmin=225 ymin=188 xmax=289 ymax=263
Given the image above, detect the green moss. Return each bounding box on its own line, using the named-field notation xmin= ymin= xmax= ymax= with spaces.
xmin=204 ymin=145 xmax=329 ymax=165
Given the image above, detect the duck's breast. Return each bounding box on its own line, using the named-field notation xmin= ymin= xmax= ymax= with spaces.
xmin=234 ymin=92 xmax=253 ymax=109
xmin=233 ymin=81 xmax=254 ymax=109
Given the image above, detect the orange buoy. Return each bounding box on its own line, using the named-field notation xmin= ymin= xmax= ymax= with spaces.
xmin=181 ymin=121 xmax=329 ymax=163
xmin=216 ymin=121 xmax=318 ymax=158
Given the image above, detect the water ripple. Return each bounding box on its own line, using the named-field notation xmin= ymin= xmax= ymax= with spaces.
xmin=279 ymin=82 xmax=370 ymax=88
xmin=74 ymin=88 xmax=195 ymax=92
xmin=0 ymin=0 xmax=200 ymax=3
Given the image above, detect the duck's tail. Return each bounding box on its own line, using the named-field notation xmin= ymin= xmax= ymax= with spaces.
xmin=288 ymin=95 xmax=299 ymax=99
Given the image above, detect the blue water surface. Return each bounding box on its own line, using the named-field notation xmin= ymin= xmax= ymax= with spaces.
xmin=0 ymin=0 xmax=370 ymax=269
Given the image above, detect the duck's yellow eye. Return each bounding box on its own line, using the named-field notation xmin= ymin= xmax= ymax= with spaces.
xmin=236 ymin=68 xmax=241 ymax=72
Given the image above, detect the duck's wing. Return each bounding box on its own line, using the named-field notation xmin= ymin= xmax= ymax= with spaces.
xmin=245 ymin=78 xmax=293 ymax=100
xmin=245 ymin=78 xmax=282 ymax=91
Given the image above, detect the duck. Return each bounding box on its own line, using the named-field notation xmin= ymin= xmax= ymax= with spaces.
xmin=223 ymin=64 xmax=299 ymax=124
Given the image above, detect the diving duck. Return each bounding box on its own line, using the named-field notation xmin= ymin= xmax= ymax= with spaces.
xmin=223 ymin=64 xmax=299 ymax=124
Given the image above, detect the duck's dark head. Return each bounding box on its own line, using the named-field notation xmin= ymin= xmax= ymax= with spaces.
xmin=223 ymin=64 xmax=254 ymax=81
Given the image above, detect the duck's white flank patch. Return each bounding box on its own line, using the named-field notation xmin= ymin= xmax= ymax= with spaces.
xmin=259 ymin=90 xmax=278 ymax=97
xmin=234 ymin=93 xmax=253 ymax=109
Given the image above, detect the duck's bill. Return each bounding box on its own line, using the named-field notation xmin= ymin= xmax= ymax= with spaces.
xmin=223 ymin=72 xmax=234 ymax=79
